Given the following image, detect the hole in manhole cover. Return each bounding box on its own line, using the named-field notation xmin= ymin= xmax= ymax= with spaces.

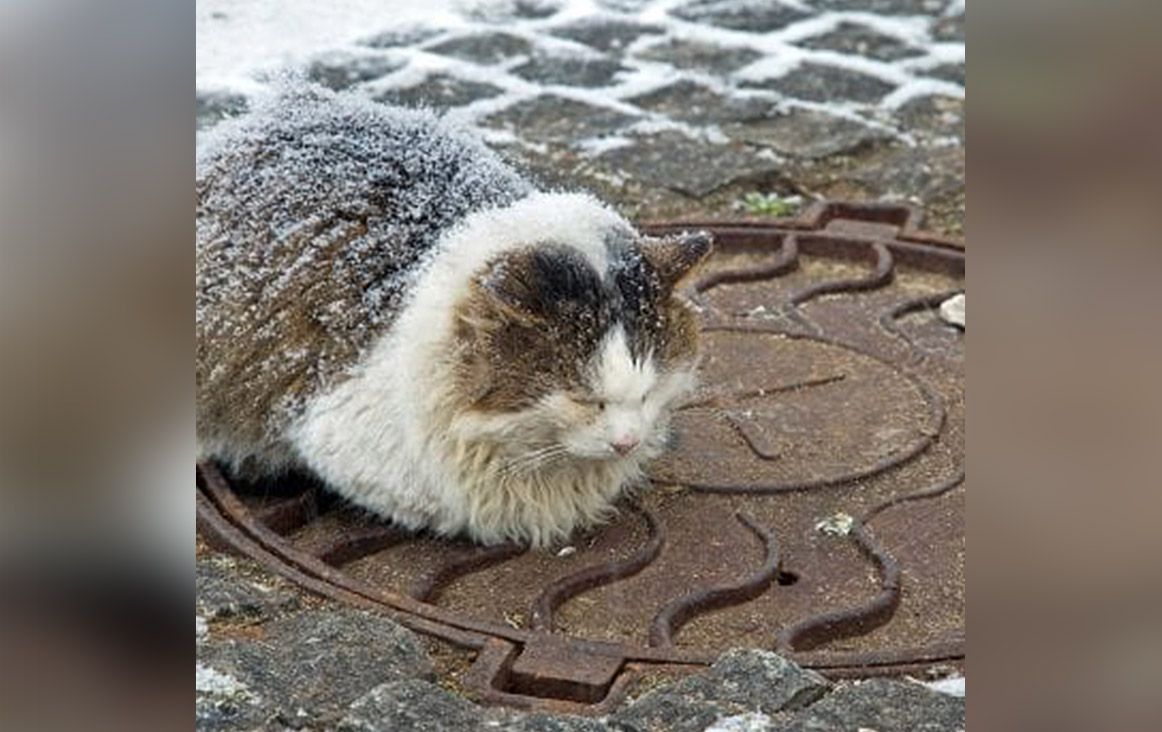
xmin=197 ymin=201 xmax=965 ymax=714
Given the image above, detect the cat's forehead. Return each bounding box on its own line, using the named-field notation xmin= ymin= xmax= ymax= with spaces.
xmin=595 ymin=325 xmax=657 ymax=400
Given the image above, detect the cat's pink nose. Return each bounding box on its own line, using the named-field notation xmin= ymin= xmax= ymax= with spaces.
xmin=610 ymin=436 xmax=640 ymax=456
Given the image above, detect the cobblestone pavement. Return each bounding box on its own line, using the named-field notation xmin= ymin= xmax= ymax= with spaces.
xmin=197 ymin=1 xmax=966 ymax=728
xmin=196 ymin=0 xmax=965 ymax=233
xmin=196 ymin=551 xmax=964 ymax=732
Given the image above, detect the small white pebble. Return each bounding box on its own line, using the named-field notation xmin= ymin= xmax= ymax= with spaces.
xmin=939 ymin=293 xmax=965 ymax=329
xmin=815 ymin=512 xmax=855 ymax=536
xmin=556 ymin=546 xmax=576 ymax=557
xmin=196 ymin=615 xmax=208 ymax=642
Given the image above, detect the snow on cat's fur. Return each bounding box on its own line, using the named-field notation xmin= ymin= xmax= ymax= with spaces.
xmin=197 ymin=83 xmax=711 ymax=547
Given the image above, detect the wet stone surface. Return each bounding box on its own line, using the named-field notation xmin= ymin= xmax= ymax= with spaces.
xmin=464 ymin=0 xmax=564 ymax=22
xmin=743 ymin=62 xmax=897 ymax=104
xmin=308 ymin=53 xmax=405 ymax=91
xmin=634 ymin=39 xmax=762 ymax=74
xmin=361 ymin=25 xmax=445 ymax=49
xmin=923 ymin=62 xmax=966 ymax=87
xmin=375 ymin=75 xmax=504 ymax=109
xmin=934 ymin=13 xmax=966 ymax=42
xmin=196 ymin=556 xmax=300 ymax=621
xmin=811 ymin=0 xmax=949 ymax=14
xmin=594 ymin=132 xmax=781 ymax=197
xmin=784 ymin=677 xmax=966 ymax=732
xmin=427 ymin=32 xmax=534 ymax=64
xmin=896 ymin=95 xmax=966 ymax=143
xmin=483 ymin=95 xmax=639 ymax=144
xmin=196 ymin=92 xmax=247 ymax=131
xmin=669 ymin=0 xmax=812 ymax=33
xmin=197 ymin=607 xmax=436 ymax=730
xmin=549 ymin=18 xmax=663 ymax=52
xmin=724 ymin=108 xmax=890 ymax=159
xmin=338 ymin=680 xmax=488 ymax=732
xmin=797 ymin=22 xmax=926 ymax=62
xmin=626 ymin=81 xmax=774 ymax=125
xmin=511 ymin=52 xmax=628 ymax=88
xmin=612 ymin=650 xmax=830 ymax=732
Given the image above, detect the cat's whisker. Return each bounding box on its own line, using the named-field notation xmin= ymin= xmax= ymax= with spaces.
xmin=497 ymin=444 xmax=568 ymax=479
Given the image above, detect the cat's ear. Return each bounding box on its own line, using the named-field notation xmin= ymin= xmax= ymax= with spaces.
xmin=640 ymin=231 xmax=713 ymax=287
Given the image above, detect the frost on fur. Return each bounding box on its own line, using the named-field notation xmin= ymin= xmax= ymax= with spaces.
xmin=197 ymin=82 xmax=707 ymax=547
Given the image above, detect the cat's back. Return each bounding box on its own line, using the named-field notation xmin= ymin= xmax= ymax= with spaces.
xmin=196 ymin=83 xmax=531 ymax=468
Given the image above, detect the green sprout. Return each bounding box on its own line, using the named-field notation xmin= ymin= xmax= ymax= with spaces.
xmin=740 ymin=192 xmax=802 ymax=217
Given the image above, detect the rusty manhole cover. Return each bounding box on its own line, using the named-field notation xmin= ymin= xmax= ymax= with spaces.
xmin=197 ymin=202 xmax=965 ymax=714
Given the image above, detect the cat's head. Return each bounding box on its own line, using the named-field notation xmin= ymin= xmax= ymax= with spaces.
xmin=452 ymin=226 xmax=712 ymax=468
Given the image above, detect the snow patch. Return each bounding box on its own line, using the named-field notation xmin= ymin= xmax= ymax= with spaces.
xmin=197 ymin=0 xmax=467 ymax=94
xmin=706 ymin=712 xmax=774 ymax=732
xmin=923 ymin=674 xmax=966 ymax=697
xmin=196 ymin=664 xmax=254 ymax=700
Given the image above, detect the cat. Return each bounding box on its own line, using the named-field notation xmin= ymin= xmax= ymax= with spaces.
xmin=196 ymin=83 xmax=711 ymax=547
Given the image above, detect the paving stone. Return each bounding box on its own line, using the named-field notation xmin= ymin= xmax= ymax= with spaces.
xmin=200 ymin=608 xmax=436 ymax=729
xmin=783 ymin=678 xmax=965 ymax=732
xmin=376 ymin=75 xmax=504 ymax=109
xmin=895 ymin=94 xmax=965 ymax=141
xmin=362 ymin=25 xmax=443 ymax=49
xmin=499 ymin=712 xmax=613 ymax=731
xmin=595 ymin=133 xmax=782 ymax=198
xmin=627 ymin=81 xmax=774 ymax=125
xmin=463 ymin=0 xmax=563 ymax=22
xmin=923 ymin=62 xmax=965 ymax=87
xmin=195 ymin=557 xmax=299 ymax=621
xmin=307 ymin=53 xmax=405 ymax=91
xmin=512 ymin=52 xmax=628 ymax=88
xmin=361 ymin=25 xmax=445 ymax=49
xmin=596 ymin=0 xmax=655 ymax=11
xmin=484 ymin=95 xmax=638 ymax=143
xmin=744 ymin=62 xmax=896 ymax=104
xmin=725 ymin=108 xmax=889 ymax=159
xmin=196 ymin=663 xmax=264 ymax=732
xmin=634 ymin=39 xmax=762 ymax=74
xmin=612 ymin=650 xmax=830 ymax=732
xmin=670 ymin=0 xmax=814 ymax=33
xmin=850 ymin=144 xmax=964 ymax=200
xmin=196 ymin=92 xmax=247 ymax=131
xmin=549 ymin=18 xmax=663 ymax=52
xmin=338 ymin=679 xmax=488 ymax=732
xmin=797 ymin=22 xmax=925 ymax=62
xmin=933 ymin=12 xmax=966 ymax=42
xmin=809 ymin=0 xmax=949 ymax=14
xmin=427 ymin=32 xmax=533 ymax=65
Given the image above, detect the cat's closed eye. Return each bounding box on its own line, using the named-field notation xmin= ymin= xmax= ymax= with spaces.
xmin=573 ymin=396 xmax=605 ymax=411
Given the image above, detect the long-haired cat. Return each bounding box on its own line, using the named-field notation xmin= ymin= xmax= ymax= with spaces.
xmin=196 ymin=84 xmax=711 ymax=547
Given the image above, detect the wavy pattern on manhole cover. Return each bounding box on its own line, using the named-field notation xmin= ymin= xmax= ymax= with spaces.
xmin=197 ymin=201 xmax=965 ymax=715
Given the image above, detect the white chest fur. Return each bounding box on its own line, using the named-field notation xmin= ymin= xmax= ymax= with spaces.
xmin=289 ymin=193 xmax=645 ymax=546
